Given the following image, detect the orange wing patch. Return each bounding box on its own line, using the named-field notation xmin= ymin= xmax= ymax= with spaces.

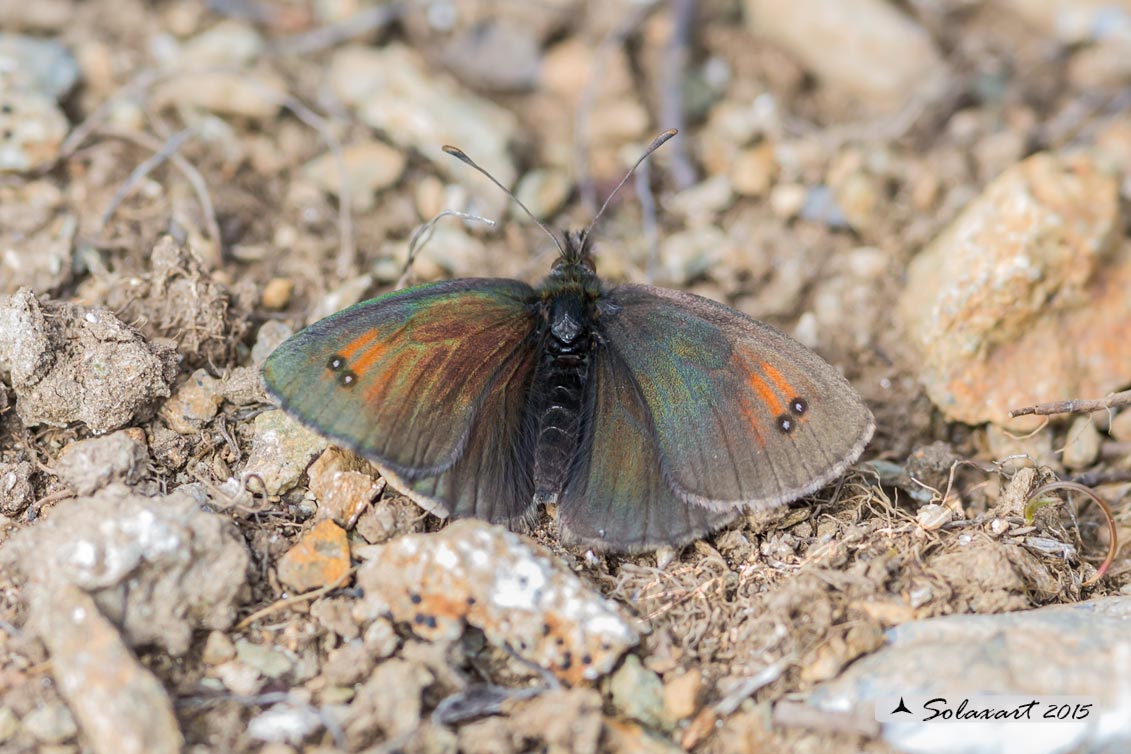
xmin=747 ymin=370 xmax=787 ymax=417
xmin=348 ymin=337 xmax=392 ymax=376
xmin=760 ymin=361 xmax=800 ymax=404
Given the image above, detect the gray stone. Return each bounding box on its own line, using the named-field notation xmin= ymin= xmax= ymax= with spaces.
xmin=808 ymin=597 xmax=1131 ymax=754
xmin=54 ymin=429 xmax=149 ymax=495
xmin=1 ymin=484 xmax=249 ymax=656
xmin=0 ymin=289 xmax=177 ymax=434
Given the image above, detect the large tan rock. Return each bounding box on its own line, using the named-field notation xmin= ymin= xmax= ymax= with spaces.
xmin=900 ymin=152 xmax=1131 ymax=428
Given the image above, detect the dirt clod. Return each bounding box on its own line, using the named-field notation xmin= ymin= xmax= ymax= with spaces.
xmin=54 ymin=428 xmax=149 ymax=495
xmin=0 ymin=288 xmax=177 ymax=434
xmin=1 ymin=484 xmax=249 ymax=655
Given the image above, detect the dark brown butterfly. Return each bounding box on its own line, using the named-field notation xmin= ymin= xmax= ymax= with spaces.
xmin=263 ymin=131 xmax=874 ymax=551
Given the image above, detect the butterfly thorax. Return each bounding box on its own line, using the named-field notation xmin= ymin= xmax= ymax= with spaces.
xmin=530 ymin=237 xmax=603 ymax=506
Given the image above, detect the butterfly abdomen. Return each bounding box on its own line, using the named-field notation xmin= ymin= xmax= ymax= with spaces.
xmin=531 ymin=291 xmax=595 ymax=505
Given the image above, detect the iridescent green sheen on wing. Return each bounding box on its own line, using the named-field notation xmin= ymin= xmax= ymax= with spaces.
xmin=598 ymin=284 xmax=874 ymax=510
xmin=558 ymin=343 xmax=737 ymax=551
xmin=263 ymin=279 xmax=540 ymax=523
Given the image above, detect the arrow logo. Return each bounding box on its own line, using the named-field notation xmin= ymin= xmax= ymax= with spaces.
xmin=886 ymin=696 xmax=913 ymax=714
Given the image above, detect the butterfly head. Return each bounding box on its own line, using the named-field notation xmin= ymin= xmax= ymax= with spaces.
xmin=549 ymin=229 xmax=598 ymax=280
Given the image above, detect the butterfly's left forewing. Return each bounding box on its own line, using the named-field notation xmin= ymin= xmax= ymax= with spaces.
xmin=592 ymin=284 xmax=874 ymax=513
xmin=263 ymin=279 xmax=541 ymax=524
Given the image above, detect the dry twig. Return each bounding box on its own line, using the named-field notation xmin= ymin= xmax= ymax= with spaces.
xmin=100 ymin=128 xmax=194 ymax=232
xmin=268 ymin=4 xmax=402 ymax=56
xmin=235 ymin=567 xmax=356 ymax=630
xmin=1009 ymin=390 xmax=1131 ymax=418
xmin=659 ymin=0 xmax=698 ymax=190
xmin=101 ymin=128 xmax=223 ymax=258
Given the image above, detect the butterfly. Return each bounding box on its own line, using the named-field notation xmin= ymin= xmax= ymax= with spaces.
xmin=263 ymin=131 xmax=874 ymax=552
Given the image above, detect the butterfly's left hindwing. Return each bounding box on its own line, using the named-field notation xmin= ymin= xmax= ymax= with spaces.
xmin=558 ymin=343 xmax=738 ymax=551
xmin=263 ymin=279 xmax=541 ymax=523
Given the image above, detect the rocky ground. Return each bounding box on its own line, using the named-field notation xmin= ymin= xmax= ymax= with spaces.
xmin=1 ymin=1 xmax=1130 ymax=753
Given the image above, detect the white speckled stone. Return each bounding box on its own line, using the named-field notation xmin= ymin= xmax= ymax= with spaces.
xmin=357 ymin=520 xmax=638 ymax=684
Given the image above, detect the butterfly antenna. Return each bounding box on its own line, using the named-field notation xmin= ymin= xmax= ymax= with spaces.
xmin=584 ymin=128 xmax=678 ymax=240
xmin=442 ymin=145 xmax=567 ymax=257
xmin=398 ymin=210 xmax=498 ymax=290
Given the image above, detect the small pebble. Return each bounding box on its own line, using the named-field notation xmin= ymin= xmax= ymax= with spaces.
xmin=276 ymin=519 xmax=351 ymax=592
xmin=916 ymin=503 xmax=953 ymax=531
xmin=730 ymin=142 xmax=777 ymax=197
xmin=0 ymin=461 xmax=35 ymax=516
xmin=362 ymin=617 xmax=400 ymax=659
xmin=235 ymin=639 xmax=296 ymax=680
xmin=900 ymin=152 xmax=1129 ymax=428
xmin=356 ymin=520 xmax=637 ymax=684
xmin=261 ymin=278 xmax=294 ymax=311
xmin=769 ymin=182 xmax=807 ymax=219
xmin=744 ymin=0 xmax=949 ymax=110
xmin=247 ymin=704 xmax=322 ymax=745
xmin=252 ymin=321 xmax=294 ymax=366
xmin=243 ymin=409 xmax=328 ymax=495
xmin=609 ymin=654 xmax=669 ymax=730
xmin=514 ymin=168 xmax=572 ymax=219
xmin=1062 ymin=416 xmax=1102 ymax=470
xmin=54 ymin=429 xmax=149 ymax=495
xmin=663 ymin=668 xmax=703 ymax=721
xmin=307 ymin=447 xmax=383 ymax=526
xmin=1110 ymin=409 xmax=1131 ymax=442
xmin=321 ymin=640 xmax=375 ymax=686
xmin=21 ymin=703 xmax=77 ymax=745
xmin=0 ymin=90 xmax=70 ymax=172
xmin=160 ymin=369 xmax=223 ymax=435
xmin=202 ymin=630 xmax=236 ymax=666
xmin=0 ymin=34 xmax=80 ymax=97
xmin=152 ymin=70 xmax=285 ymax=119
xmin=0 ymin=707 xmax=16 ymax=742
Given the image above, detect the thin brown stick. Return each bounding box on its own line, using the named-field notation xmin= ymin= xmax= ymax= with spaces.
xmin=100 ymin=128 xmax=193 ymax=232
xmin=268 ymin=4 xmax=402 ymax=56
xmin=1009 ymin=389 xmax=1131 ymax=418
xmin=102 ymin=128 xmax=223 ymax=259
xmin=277 ymin=94 xmax=356 ymax=280
xmin=659 ymin=0 xmax=698 ymax=190
xmin=235 ymin=567 xmax=356 ymax=631
xmin=574 ymin=1 xmax=662 ymax=214
xmin=1025 ymin=481 xmax=1119 ymax=586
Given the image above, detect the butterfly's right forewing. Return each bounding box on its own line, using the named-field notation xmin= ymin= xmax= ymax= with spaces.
xmin=263 ymin=279 xmax=541 ymax=524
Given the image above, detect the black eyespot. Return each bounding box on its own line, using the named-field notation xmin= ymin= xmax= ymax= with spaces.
xmin=542 ymin=623 xmax=551 ymax=635
xmin=414 ymin=613 xmax=426 ymax=624
xmin=466 ymin=597 xmax=476 ymax=606
xmin=1 ymin=103 xmax=11 ymax=114
xmin=409 ymin=593 xmax=422 ymax=604
xmin=561 ymin=652 xmax=573 ymax=670
xmin=776 ymin=414 xmax=794 ymax=433
xmin=790 ymin=397 xmax=807 ymax=415
xmin=425 ymin=615 xmax=437 ymax=629
xmin=327 ymin=355 xmax=346 ymax=371
xmin=338 ymin=370 xmax=358 ymax=387
xmin=581 ymin=654 xmax=592 ymax=665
